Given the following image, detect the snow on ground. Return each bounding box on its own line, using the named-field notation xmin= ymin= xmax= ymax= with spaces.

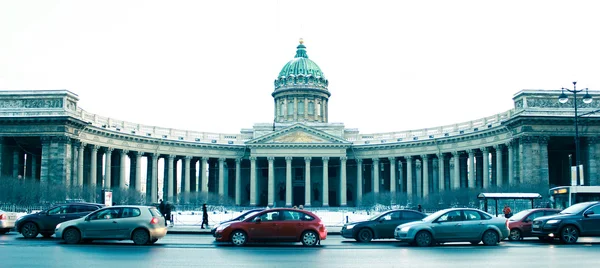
xmin=171 ymin=209 xmax=375 ymax=227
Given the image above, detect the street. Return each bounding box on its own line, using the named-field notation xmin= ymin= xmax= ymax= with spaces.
xmin=1 ymin=233 xmax=599 ymax=267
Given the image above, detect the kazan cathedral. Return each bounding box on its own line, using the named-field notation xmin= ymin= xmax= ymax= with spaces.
xmin=1 ymin=40 xmax=600 ymax=207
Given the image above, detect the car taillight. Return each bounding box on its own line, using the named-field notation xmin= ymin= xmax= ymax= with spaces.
xmin=0 ymin=214 xmax=5 ymax=220
xmin=505 ymin=219 xmax=509 ymax=229
xmin=150 ymin=217 xmax=159 ymax=225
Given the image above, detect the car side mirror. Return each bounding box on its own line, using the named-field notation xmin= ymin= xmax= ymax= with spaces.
xmin=84 ymin=216 xmax=90 ymax=221
xmin=254 ymin=218 xmax=262 ymax=223
xmin=584 ymin=211 xmax=594 ymax=217
xmin=523 ymin=218 xmax=531 ymax=223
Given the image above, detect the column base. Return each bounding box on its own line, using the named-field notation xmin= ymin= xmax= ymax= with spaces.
xmin=322 ymin=204 xmax=329 ymax=207
xmin=285 ymin=203 xmax=292 ymax=207
xmin=339 ymin=204 xmax=347 ymax=207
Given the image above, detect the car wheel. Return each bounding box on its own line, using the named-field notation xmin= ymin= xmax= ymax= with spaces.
xmin=132 ymin=229 xmax=150 ymax=245
xmin=41 ymin=232 xmax=53 ymax=239
xmin=21 ymin=222 xmax=39 ymax=239
xmin=560 ymin=225 xmax=579 ymax=244
xmin=509 ymin=229 xmax=521 ymax=241
xmin=63 ymin=228 xmax=81 ymax=244
xmin=482 ymin=230 xmax=499 ymax=246
xmin=414 ymin=231 xmax=433 ymax=247
xmin=231 ymin=230 xmax=247 ymax=246
xmin=301 ymin=231 xmax=318 ymax=246
xmin=356 ymin=229 xmax=373 ymax=243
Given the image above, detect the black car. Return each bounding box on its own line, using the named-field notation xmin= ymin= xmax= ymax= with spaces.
xmin=211 ymin=208 xmax=264 ymax=236
xmin=15 ymin=202 xmax=104 ymax=238
xmin=531 ymin=201 xmax=600 ymax=244
xmin=341 ymin=209 xmax=426 ymax=242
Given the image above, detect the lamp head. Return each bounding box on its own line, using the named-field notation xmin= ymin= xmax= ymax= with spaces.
xmin=583 ymin=88 xmax=593 ymax=104
xmin=559 ymin=89 xmax=569 ymax=104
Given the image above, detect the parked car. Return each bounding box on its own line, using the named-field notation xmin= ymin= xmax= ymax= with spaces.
xmin=211 ymin=208 xmax=264 ymax=236
xmin=55 ymin=205 xmax=167 ymax=245
xmin=341 ymin=209 xmax=426 ymax=242
xmin=214 ymin=208 xmax=327 ymax=246
xmin=0 ymin=209 xmax=19 ymax=234
xmin=507 ymin=208 xmax=560 ymax=241
xmin=394 ymin=208 xmax=509 ymax=246
xmin=531 ymin=201 xmax=600 ymax=244
xmin=15 ymin=202 xmax=104 ymax=238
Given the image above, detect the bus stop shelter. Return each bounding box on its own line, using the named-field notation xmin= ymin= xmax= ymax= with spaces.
xmin=477 ymin=193 xmax=542 ymax=217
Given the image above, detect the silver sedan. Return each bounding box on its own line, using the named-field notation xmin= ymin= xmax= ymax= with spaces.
xmin=55 ymin=205 xmax=167 ymax=245
xmin=394 ymin=208 xmax=509 ymax=246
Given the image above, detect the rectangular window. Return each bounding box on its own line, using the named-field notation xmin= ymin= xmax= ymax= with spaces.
xmin=298 ymin=102 xmax=304 ymax=115
xmin=287 ymin=101 xmax=294 ymax=115
xmin=308 ymin=102 xmax=314 ymax=115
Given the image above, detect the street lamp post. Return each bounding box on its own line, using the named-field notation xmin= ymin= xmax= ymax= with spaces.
xmin=558 ymin=81 xmax=593 ymax=186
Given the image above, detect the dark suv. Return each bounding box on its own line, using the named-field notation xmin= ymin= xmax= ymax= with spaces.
xmin=15 ymin=202 xmax=104 ymax=238
xmin=531 ymin=201 xmax=600 ymax=244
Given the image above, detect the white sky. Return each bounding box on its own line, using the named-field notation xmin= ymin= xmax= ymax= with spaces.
xmin=1 ymin=0 xmax=600 ymax=134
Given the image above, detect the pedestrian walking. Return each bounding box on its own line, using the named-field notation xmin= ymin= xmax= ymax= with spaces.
xmin=201 ymin=204 xmax=209 ymax=229
xmin=158 ymin=199 xmax=165 ymax=217
xmin=503 ymin=204 xmax=512 ymax=218
xmin=165 ymin=202 xmax=173 ymax=227
xmin=417 ymin=204 xmax=423 ymax=213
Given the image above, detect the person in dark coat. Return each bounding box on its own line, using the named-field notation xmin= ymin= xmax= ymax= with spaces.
xmin=165 ymin=202 xmax=173 ymax=227
xmin=158 ymin=199 xmax=165 ymax=215
xmin=417 ymin=204 xmax=423 ymax=213
xmin=201 ymin=204 xmax=209 ymax=229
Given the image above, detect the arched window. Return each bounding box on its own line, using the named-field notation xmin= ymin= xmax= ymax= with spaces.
xmin=308 ymin=101 xmax=314 ymax=115
xmin=287 ymin=101 xmax=294 ymax=115
xmin=298 ymin=101 xmax=304 ymax=115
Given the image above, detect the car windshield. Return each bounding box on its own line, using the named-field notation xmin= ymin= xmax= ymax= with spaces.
xmin=421 ymin=210 xmax=449 ymax=222
xmin=560 ymin=202 xmax=592 ymax=214
xmin=238 ymin=211 xmax=261 ymax=221
xmin=509 ymin=210 xmax=532 ymax=221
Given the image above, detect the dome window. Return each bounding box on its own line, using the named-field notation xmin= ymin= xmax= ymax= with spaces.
xmin=308 ymin=101 xmax=314 ymax=115
xmin=298 ymin=101 xmax=304 ymax=115
xmin=287 ymin=101 xmax=294 ymax=115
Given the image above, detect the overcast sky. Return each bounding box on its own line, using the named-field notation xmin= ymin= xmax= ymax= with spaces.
xmin=1 ymin=0 xmax=599 ymax=134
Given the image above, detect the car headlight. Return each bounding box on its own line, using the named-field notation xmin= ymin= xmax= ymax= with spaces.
xmin=56 ymin=223 xmax=61 ymax=229
xmin=345 ymin=224 xmax=355 ymax=230
xmin=400 ymin=227 xmax=411 ymax=232
xmin=546 ymin=220 xmax=561 ymax=225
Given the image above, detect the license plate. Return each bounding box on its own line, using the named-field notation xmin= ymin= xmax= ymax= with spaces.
xmin=532 ymin=224 xmax=540 ymax=229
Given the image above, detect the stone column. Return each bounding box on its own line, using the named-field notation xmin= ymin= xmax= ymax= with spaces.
xmin=250 ymin=156 xmax=257 ymax=206
xmin=453 ymin=152 xmax=461 ymax=189
xmin=134 ymin=152 xmax=142 ymax=192
xmin=432 ymin=157 xmax=439 ymax=193
xmin=587 ymin=137 xmax=599 ymax=186
xmin=0 ymin=137 xmax=3 ymax=177
xmin=467 ymin=149 xmax=475 ymax=188
xmin=104 ymin=148 xmax=113 ymax=189
xmin=150 ymin=153 xmax=158 ymax=203
xmin=218 ymin=158 xmax=226 ymax=197
xmin=449 ymin=157 xmax=455 ymax=190
xmin=340 ymin=156 xmax=347 ymax=207
xmin=304 ymin=157 xmax=312 ymax=207
xmin=540 ymin=136 xmax=550 ymax=187
xmin=415 ymin=159 xmax=422 ymax=198
xmin=40 ymin=137 xmax=51 ymax=185
xmin=78 ymin=143 xmax=85 ymax=186
xmin=267 ymin=157 xmax=275 ymax=207
xmin=356 ymin=158 xmax=363 ymax=206
xmin=235 ymin=158 xmax=242 ymax=205
xmin=166 ymin=155 xmax=175 ymax=201
xmin=12 ymin=149 xmax=20 ymax=178
xmin=422 ymin=155 xmax=429 ymax=198
xmin=437 ymin=153 xmax=445 ymax=192
xmin=183 ymin=156 xmax=191 ymax=202
xmin=31 ymin=154 xmax=38 ymax=181
xmin=372 ymin=158 xmax=379 ymax=194
xmin=494 ymin=145 xmax=503 ymax=187
xmin=397 ymin=160 xmax=403 ymax=193
xmin=285 ymin=157 xmax=293 ymax=207
xmin=482 ymin=147 xmax=490 ymax=189
xmin=304 ymin=97 xmax=308 ymax=121
xmin=406 ymin=156 xmax=413 ymax=197
xmin=507 ymin=141 xmax=514 ymax=186
xmin=201 ymin=157 xmax=209 ymax=194
xmin=322 ymin=157 xmax=330 ymax=206
xmin=120 ymin=150 xmax=129 ymax=189
xmin=389 ymin=157 xmax=396 ymax=195
xmin=90 ymin=145 xmax=99 ymax=188
xmin=293 ymin=97 xmax=298 ymax=121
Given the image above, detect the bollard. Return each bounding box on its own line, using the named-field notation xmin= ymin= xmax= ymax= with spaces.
xmin=346 ymin=215 xmax=348 ymax=223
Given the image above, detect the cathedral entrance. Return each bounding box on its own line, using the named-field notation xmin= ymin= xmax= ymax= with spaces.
xmin=293 ymin=186 xmax=305 ymax=207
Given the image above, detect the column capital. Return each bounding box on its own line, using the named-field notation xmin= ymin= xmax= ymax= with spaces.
xmin=356 ymin=158 xmax=362 ymax=164
xmin=437 ymin=153 xmax=444 ymax=159
xmin=185 ymin=155 xmax=193 ymax=160
xmin=452 ymin=151 xmax=460 ymax=157
xmin=398 ymin=160 xmax=403 ymax=168
xmin=285 ymin=156 xmax=293 ymax=161
xmin=520 ymin=135 xmax=534 ymax=144
xmin=415 ymin=159 xmax=422 ymax=169
xmin=133 ymin=151 xmax=143 ymax=157
xmin=466 ymin=149 xmax=475 ymax=155
xmin=219 ymin=157 xmax=226 ymax=162
xmin=388 ymin=157 xmax=395 ymax=162
xmin=150 ymin=152 xmax=159 ymax=158
xmin=405 ymin=155 xmax=413 ymax=160
xmin=90 ymin=144 xmax=100 ymax=151
xmin=322 ymin=156 xmax=330 ymax=161
xmin=304 ymin=156 xmax=312 ymax=162
xmin=202 ymin=156 xmax=210 ymax=161
xmin=480 ymin=147 xmax=489 ymax=153
xmin=168 ymin=154 xmax=176 ymax=160
xmin=505 ymin=139 xmax=516 ymax=147
xmin=235 ymin=158 xmax=242 ymax=163
xmin=371 ymin=158 xmax=378 ymax=163
xmin=105 ymin=147 xmax=114 ymax=153
xmin=421 ymin=154 xmax=429 ymax=160
xmin=249 ymin=156 xmax=257 ymax=161
xmin=539 ymin=136 xmax=550 ymax=145
xmin=121 ymin=149 xmax=129 ymax=155
xmin=340 ymin=156 xmax=348 ymax=161
xmin=267 ymin=156 xmax=275 ymax=161
xmin=432 ymin=159 xmax=439 ymax=168
xmin=493 ymin=144 xmax=503 ymax=150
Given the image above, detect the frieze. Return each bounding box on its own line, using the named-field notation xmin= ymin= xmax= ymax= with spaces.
xmin=0 ymin=98 xmax=63 ymax=109
xmin=527 ymin=98 xmax=600 ymax=109
xmin=515 ymin=99 xmax=523 ymax=109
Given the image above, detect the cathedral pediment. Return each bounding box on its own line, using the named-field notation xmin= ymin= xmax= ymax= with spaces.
xmin=246 ymin=123 xmax=350 ymax=145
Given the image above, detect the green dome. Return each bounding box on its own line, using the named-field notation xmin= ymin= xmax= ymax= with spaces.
xmin=278 ymin=42 xmax=326 ymax=79
xmin=275 ymin=40 xmax=328 ymax=91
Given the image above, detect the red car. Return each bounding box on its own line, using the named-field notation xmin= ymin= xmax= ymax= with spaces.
xmin=507 ymin=208 xmax=560 ymax=241
xmin=214 ymin=208 xmax=327 ymax=246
